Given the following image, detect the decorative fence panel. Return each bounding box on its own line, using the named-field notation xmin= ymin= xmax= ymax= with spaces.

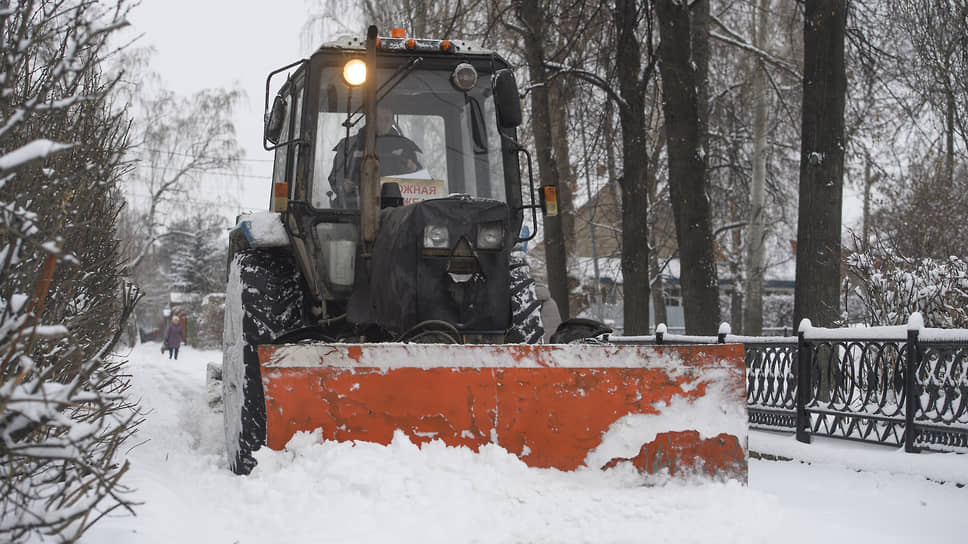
xmin=744 ymin=339 xmax=797 ymax=431
xmin=796 ymin=334 xmax=910 ymax=448
xmin=910 ymin=334 xmax=968 ymax=451
xmin=610 ymin=324 xmax=968 ymax=453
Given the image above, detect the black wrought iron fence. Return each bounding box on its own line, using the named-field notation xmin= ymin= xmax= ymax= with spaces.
xmin=910 ymin=332 xmax=968 ymax=451
xmin=609 ymin=323 xmax=968 ymax=453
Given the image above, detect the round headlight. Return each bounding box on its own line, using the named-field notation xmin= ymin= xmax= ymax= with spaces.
xmin=451 ymin=63 xmax=478 ymax=91
xmin=476 ymin=222 xmax=504 ymax=250
xmin=423 ymin=225 xmax=450 ymax=249
xmin=342 ymin=59 xmax=367 ymax=87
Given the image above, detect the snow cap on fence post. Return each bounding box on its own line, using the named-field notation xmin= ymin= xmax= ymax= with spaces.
xmin=907 ymin=312 xmax=924 ymax=331
xmin=655 ymin=323 xmax=666 ymax=345
xmin=797 ymin=318 xmax=812 ymax=334
xmin=718 ymin=322 xmax=730 ymax=343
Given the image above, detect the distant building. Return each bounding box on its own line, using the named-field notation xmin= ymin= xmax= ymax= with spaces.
xmin=530 ymin=182 xmax=793 ymax=334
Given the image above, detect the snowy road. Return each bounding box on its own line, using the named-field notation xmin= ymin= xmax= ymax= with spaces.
xmin=83 ymin=342 xmax=967 ymax=544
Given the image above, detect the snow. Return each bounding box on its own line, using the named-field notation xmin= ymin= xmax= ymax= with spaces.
xmin=262 ymin=342 xmax=725 ymax=369
xmin=238 ymin=212 xmax=289 ymax=247
xmin=80 ymin=342 xmax=968 ymax=544
xmin=0 ymin=139 xmax=72 ymax=172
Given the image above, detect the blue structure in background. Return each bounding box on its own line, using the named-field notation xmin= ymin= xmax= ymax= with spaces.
xmin=519 ymin=225 xmax=530 ymax=251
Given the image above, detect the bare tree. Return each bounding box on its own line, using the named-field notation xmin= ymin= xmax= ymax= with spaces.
xmin=656 ymin=0 xmax=720 ymax=334
xmin=890 ymin=0 xmax=968 ymax=186
xmin=794 ymin=0 xmax=848 ymax=328
xmin=121 ymin=85 xmax=244 ymax=272
xmin=743 ymin=0 xmax=771 ymax=335
xmin=511 ymin=0 xmax=571 ymax=319
xmin=0 ymin=1 xmax=143 ymax=541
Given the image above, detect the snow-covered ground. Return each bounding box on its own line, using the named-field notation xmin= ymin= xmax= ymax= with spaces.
xmin=82 ymin=342 xmax=967 ymax=543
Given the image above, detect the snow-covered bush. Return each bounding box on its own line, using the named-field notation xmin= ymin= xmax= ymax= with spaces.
xmin=0 ymin=1 xmax=141 ymax=541
xmin=847 ymin=241 xmax=968 ymax=328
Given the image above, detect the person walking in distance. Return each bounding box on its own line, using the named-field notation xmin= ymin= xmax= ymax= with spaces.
xmin=164 ymin=315 xmax=186 ymax=360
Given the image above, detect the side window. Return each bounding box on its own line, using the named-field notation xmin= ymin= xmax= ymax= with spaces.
xmin=289 ymin=88 xmax=303 ymax=187
xmin=271 ymin=94 xmax=291 ymax=186
xmin=312 ymin=112 xmax=350 ymax=209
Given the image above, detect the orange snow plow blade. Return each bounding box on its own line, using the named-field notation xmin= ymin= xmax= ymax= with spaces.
xmin=258 ymin=343 xmax=748 ymax=482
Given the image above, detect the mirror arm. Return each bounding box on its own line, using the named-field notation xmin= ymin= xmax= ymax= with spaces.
xmin=264 ymin=138 xmax=308 ymax=152
xmin=514 ymin=145 xmax=539 ymax=243
xmin=264 ymin=59 xmax=308 ymax=151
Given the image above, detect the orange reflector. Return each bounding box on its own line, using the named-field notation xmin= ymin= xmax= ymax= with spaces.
xmin=391 ymin=27 xmax=406 ymax=38
xmin=406 ymin=38 xmax=416 ymax=49
xmin=440 ymin=40 xmax=452 ymax=51
xmin=542 ymin=185 xmax=559 ymax=216
xmin=273 ymin=182 xmax=288 ymax=212
xmin=257 ymin=343 xmax=748 ymax=481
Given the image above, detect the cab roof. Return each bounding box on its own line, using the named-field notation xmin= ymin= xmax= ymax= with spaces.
xmin=318 ymin=34 xmax=494 ymax=56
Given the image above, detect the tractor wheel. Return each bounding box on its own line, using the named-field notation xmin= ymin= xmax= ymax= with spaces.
xmin=507 ymin=251 xmax=544 ymax=344
xmin=222 ymin=249 xmax=307 ymax=475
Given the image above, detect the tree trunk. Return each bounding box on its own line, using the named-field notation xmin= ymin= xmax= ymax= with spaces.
xmin=794 ymin=0 xmax=847 ymax=328
xmin=743 ymin=0 xmax=770 ymax=336
xmin=518 ymin=0 xmax=569 ymax=319
xmin=648 ymin=161 xmax=668 ymax=329
xmin=656 ymin=0 xmax=720 ymax=335
xmin=549 ymin=77 xmax=578 ymax=309
xmin=614 ymin=0 xmax=650 ymax=335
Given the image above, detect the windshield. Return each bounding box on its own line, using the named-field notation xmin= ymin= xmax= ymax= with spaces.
xmin=311 ymin=65 xmax=507 ymax=209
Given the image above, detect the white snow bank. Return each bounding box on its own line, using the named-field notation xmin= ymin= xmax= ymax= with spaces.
xmin=81 ymin=343 xmax=967 ymax=544
xmin=751 ymin=430 xmax=968 ymax=486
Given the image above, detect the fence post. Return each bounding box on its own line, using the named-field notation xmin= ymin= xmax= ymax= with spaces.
xmin=904 ymin=328 xmax=921 ymax=453
xmin=796 ymin=330 xmax=812 ymax=444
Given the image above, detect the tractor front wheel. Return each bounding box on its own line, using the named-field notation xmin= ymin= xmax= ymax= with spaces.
xmin=222 ymin=249 xmax=307 ymax=474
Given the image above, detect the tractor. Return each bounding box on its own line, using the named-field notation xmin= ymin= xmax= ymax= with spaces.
xmin=221 ymin=26 xmax=748 ymax=481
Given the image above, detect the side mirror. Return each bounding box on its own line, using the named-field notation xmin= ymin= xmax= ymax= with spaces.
xmin=494 ymin=69 xmax=522 ymax=129
xmin=264 ymin=95 xmax=287 ymax=144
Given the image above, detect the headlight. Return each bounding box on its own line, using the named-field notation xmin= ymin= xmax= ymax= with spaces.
xmin=476 ymin=222 xmax=504 ymax=250
xmin=423 ymin=225 xmax=450 ymax=249
xmin=342 ymin=59 xmax=367 ymax=87
xmin=451 ymin=63 xmax=478 ymax=91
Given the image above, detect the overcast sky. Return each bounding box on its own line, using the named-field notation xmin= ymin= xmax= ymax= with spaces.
xmin=124 ymin=0 xmax=311 ymax=215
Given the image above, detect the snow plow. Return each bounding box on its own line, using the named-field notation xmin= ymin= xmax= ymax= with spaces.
xmin=221 ymin=26 xmax=748 ymax=482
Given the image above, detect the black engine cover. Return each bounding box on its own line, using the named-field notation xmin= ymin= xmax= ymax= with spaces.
xmin=347 ymin=196 xmax=511 ymax=336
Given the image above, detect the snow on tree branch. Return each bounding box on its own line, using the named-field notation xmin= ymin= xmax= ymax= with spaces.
xmin=0 ymin=1 xmax=142 ymax=542
xmin=0 ymin=140 xmax=73 ymax=174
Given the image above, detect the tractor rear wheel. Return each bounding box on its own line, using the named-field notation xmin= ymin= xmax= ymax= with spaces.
xmin=222 ymin=249 xmax=307 ymax=474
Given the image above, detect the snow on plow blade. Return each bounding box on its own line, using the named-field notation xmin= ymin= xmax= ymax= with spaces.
xmin=258 ymin=343 xmax=748 ymax=482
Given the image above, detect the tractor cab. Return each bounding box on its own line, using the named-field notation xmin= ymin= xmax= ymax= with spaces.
xmin=263 ymin=29 xmax=536 ymax=341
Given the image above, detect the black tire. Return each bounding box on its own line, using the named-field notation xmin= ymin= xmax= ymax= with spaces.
xmin=507 ymin=252 xmax=544 ymax=344
xmin=223 ymin=249 xmax=307 ymax=475
xmin=549 ymin=318 xmax=612 ymax=344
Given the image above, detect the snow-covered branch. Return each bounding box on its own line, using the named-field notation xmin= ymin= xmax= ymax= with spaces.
xmin=543 ymin=61 xmax=631 ymax=118
xmin=708 ymin=14 xmax=801 ymax=79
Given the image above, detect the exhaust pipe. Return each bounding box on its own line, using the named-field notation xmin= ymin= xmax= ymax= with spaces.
xmin=360 ymin=25 xmax=381 ymax=253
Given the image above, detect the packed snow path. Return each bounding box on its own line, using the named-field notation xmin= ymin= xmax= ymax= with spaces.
xmin=84 ymin=342 xmax=967 ymax=543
